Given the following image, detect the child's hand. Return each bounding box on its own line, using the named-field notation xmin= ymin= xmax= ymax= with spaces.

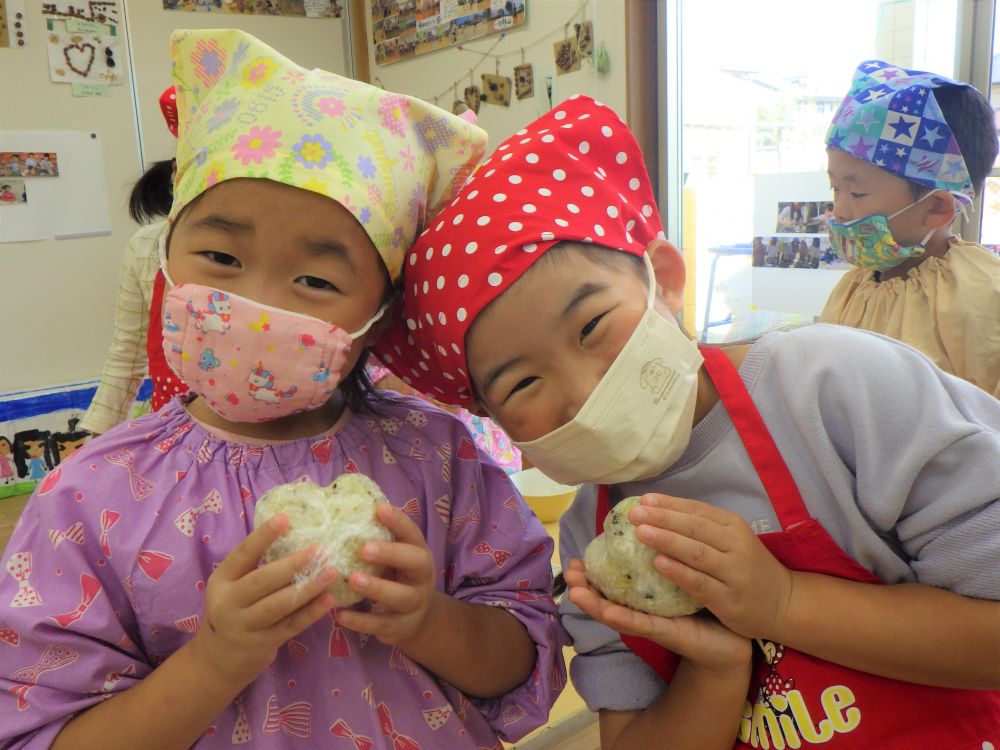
xmin=191 ymin=514 xmax=336 ymax=689
xmin=335 ymin=502 xmax=437 ymax=648
xmin=564 ymin=559 xmax=751 ymax=673
xmin=629 ymin=494 xmax=794 ymax=639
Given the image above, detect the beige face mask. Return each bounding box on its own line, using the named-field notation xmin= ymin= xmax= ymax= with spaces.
xmin=512 ymin=254 xmax=704 ymax=486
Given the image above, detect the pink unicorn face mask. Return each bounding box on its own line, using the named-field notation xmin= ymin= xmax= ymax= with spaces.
xmin=162 ymin=284 xmax=384 ymax=423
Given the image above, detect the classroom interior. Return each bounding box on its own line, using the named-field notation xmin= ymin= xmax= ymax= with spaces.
xmin=2 ymin=1 xmax=1000 ymax=748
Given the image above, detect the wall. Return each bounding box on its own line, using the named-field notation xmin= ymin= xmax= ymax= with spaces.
xmin=0 ymin=1 xmax=352 ymax=396
xmin=362 ymin=0 xmax=628 ymax=148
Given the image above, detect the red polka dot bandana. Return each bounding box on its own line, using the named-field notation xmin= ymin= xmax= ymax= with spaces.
xmin=374 ymin=95 xmax=664 ymax=406
xmin=159 ymin=86 xmax=179 ymax=138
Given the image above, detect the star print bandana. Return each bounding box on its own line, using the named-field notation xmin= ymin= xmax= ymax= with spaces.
xmin=373 ymin=95 xmax=664 ymax=405
xmin=168 ymin=29 xmax=487 ymax=281
xmin=826 ymin=60 xmax=975 ymax=206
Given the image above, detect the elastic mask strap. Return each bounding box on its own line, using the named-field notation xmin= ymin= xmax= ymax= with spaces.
xmin=887 ymin=188 xmax=939 ymax=221
xmin=349 ymin=304 xmax=388 ymax=339
xmin=158 ymin=229 xmax=175 ymax=287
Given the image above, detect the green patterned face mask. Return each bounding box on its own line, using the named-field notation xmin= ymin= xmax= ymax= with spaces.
xmin=827 ymin=191 xmax=938 ymax=270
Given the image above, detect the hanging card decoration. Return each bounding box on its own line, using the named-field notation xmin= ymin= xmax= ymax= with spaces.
xmin=513 ymin=63 xmax=534 ymax=100
xmin=553 ymin=36 xmax=579 ymax=75
xmin=41 ymin=1 xmax=119 ymax=26
xmin=576 ymin=20 xmax=593 ymax=57
xmin=46 ymin=30 xmax=123 ymax=85
xmin=480 ymin=73 xmax=511 ymax=107
xmin=463 ymin=85 xmax=481 ymax=114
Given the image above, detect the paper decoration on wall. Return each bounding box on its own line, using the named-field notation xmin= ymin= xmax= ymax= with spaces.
xmin=161 ymin=0 xmax=342 ymax=17
xmin=372 ymin=0 xmax=527 ymax=67
xmin=0 ymin=407 xmax=95 ymax=502
xmin=42 ymin=1 xmax=119 ymax=26
xmin=480 ymin=73 xmax=511 ymax=107
xmin=1 ymin=152 xmax=60 ymax=177
xmin=463 ymin=85 xmax=481 ymax=114
xmin=0 ymin=0 xmax=28 ymax=47
xmin=0 ymin=180 xmax=27 ymax=205
xmin=513 ymin=62 xmax=533 ymax=100
xmin=554 ymin=36 xmax=580 ymax=75
xmin=576 ymin=20 xmax=593 ymax=57
xmin=46 ymin=31 xmax=123 ymax=85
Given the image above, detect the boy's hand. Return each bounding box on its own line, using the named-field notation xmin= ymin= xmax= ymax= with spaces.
xmin=191 ymin=515 xmax=336 ymax=690
xmin=335 ymin=502 xmax=437 ymax=648
xmin=629 ymin=493 xmax=794 ymax=639
xmin=564 ymin=559 xmax=751 ymax=673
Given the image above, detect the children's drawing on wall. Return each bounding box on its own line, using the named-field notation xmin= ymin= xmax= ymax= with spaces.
xmin=373 ymin=0 xmax=527 ymax=67
xmin=0 ymin=180 xmax=26 ymax=204
xmin=161 ymin=0 xmax=342 ymax=17
xmin=0 ymin=0 xmax=28 ymax=48
xmin=0 ymin=419 xmax=92 ymax=499
xmin=46 ymin=30 xmax=122 ymax=85
xmin=1 ymin=152 xmax=59 ymax=176
xmin=41 ymin=1 xmax=119 ymax=26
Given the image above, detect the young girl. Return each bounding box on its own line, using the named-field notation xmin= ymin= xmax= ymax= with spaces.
xmin=821 ymin=61 xmax=1000 ymax=397
xmin=0 ymin=29 xmax=566 ymax=749
xmin=375 ymin=95 xmax=1000 ymax=748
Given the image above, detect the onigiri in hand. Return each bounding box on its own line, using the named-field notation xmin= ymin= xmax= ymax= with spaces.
xmin=253 ymin=473 xmax=393 ymax=606
xmin=584 ymin=496 xmax=702 ymax=618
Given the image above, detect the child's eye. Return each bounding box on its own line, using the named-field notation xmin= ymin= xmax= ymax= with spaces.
xmin=580 ymin=314 xmax=605 ymax=341
xmin=202 ymin=251 xmax=240 ymax=267
xmin=295 ymin=275 xmax=338 ymax=291
xmin=851 ymin=192 xmax=866 ymax=199
xmin=507 ymin=376 xmax=538 ymax=400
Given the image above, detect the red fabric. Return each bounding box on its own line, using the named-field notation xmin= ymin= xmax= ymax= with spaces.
xmin=159 ymin=86 xmax=179 ymax=138
xmin=595 ymin=345 xmax=1000 ymax=748
xmin=147 ymin=269 xmax=188 ymax=410
xmin=374 ymin=95 xmax=663 ymax=406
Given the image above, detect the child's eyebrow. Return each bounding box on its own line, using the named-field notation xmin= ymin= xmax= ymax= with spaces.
xmin=482 ymin=355 xmax=527 ymax=396
xmin=191 ymin=215 xmax=254 ymax=235
xmin=306 ymin=240 xmax=357 ymax=273
xmin=561 ymin=282 xmax=609 ymax=320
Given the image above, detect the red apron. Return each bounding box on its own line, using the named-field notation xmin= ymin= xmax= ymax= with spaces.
xmin=147 ymin=269 xmax=189 ymax=411
xmin=596 ymin=345 xmax=1000 ymax=748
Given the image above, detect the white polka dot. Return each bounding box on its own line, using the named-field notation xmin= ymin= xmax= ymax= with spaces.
xmin=438 ymin=312 xmax=447 ymax=325
xmin=467 ymin=189 xmax=479 ymax=200
xmin=516 ymin=128 xmax=528 ymax=136
xmin=477 ymin=215 xmax=491 ymax=226
xmin=508 ymin=175 xmax=523 ymax=184
xmin=598 ymin=167 xmax=607 ymax=177
xmin=508 ymin=221 xmax=523 ymax=231
xmin=578 ymin=141 xmax=590 ymax=154
xmin=578 ymin=113 xmax=591 ymax=120
xmin=425 ymin=247 xmax=434 ymax=260
xmin=629 ymin=178 xmax=641 ymax=191
xmin=616 ymin=152 xmax=628 ymax=164
xmin=594 ymin=170 xmax=606 ymax=181
xmin=465 ymin=241 xmax=478 ymax=254
xmin=538 ymin=187 xmax=552 ymax=196
xmin=522 ymin=203 xmax=536 ymax=213
xmin=436 ymin=276 xmax=445 ymax=289
xmin=567 ymin=203 xmax=580 ymax=214
xmin=436 ymin=220 xmax=444 ymax=231
xmin=554 ymin=110 xmax=567 ymax=120
xmin=501 ymin=153 xmax=513 ymax=161
xmin=539 ymin=128 xmax=550 ymax=134
xmin=458 ymin=274 xmax=470 ymax=288
xmin=607 ymin=205 xmax=619 ymax=218
xmin=498 ymin=143 xmax=510 ymax=150
xmin=488 ymin=272 xmax=502 ymax=286
xmin=421 ymin=348 xmax=430 ymax=360
xmin=425 ymin=313 xmax=433 ymax=326
xmin=583 ymin=236 xmax=593 ymax=243
xmin=657 ymin=230 xmax=666 ymax=240
xmin=560 ymin=123 xmax=573 ymax=129
xmin=625 ymin=231 xmax=633 ymax=244
xmin=526 ymin=153 xmax=539 ymax=164
xmin=601 ymin=125 xmax=613 ymax=137
xmin=451 ymin=343 xmax=461 ymax=354
xmin=457 ymin=308 xmax=467 ymax=322
xmin=555 ymin=218 xmax=569 ymax=227
xmin=409 ymin=254 xmax=417 ymax=266
xmin=382 ymin=353 xmax=393 ymax=363
xmin=442 ymin=243 xmax=452 ymax=256
xmin=422 ymin=281 xmax=429 ymax=293
xmin=493 ymin=193 xmax=507 ymax=202
xmin=485 ymin=169 xmax=496 ymax=177
xmin=453 ymin=213 xmax=464 ymax=225
xmin=523 ymin=243 xmax=538 ymax=253
xmin=443 ymin=372 xmax=454 ymax=380
xmin=567 ymin=153 xmax=579 ymax=161
xmin=553 ymin=169 xmax=566 ymax=181
xmin=519 ymin=137 xmax=532 ymax=144
xmin=581 ymin=186 xmax=595 ymax=197
xmin=419 ymin=361 xmax=429 ymax=371
xmin=494 ymin=244 xmax=507 ymax=254
xmin=626 ymin=219 xmax=636 ymax=231
xmin=437 ymin=345 xmax=447 ymax=356
xmin=642 ymin=205 xmax=653 ymax=217
xmin=541 ymin=134 xmax=555 ymax=143
xmin=407 ymin=319 xmax=417 ymax=330
xmin=594 ymin=224 xmax=605 ymax=237
xmin=541 ymin=231 xmax=555 ymax=241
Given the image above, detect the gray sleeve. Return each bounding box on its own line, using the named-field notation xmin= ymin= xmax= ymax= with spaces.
xmin=783 ymin=325 xmax=1000 ymax=599
xmin=557 ymin=485 xmax=666 ymax=711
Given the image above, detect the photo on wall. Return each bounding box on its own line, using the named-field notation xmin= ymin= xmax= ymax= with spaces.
xmin=1 ymin=152 xmax=60 ymax=177
xmin=774 ymin=199 xmax=834 ymax=234
xmin=751 ymin=234 xmax=851 ymax=270
xmin=0 ymin=180 xmax=27 ymax=205
xmin=161 ymin=0 xmax=342 ymax=17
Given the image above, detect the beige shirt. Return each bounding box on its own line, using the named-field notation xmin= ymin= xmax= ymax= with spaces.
xmin=820 ymin=238 xmax=1000 ymax=398
xmin=79 ymin=222 xmax=167 ymax=434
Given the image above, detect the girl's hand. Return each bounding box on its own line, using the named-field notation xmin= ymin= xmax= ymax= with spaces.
xmin=191 ymin=515 xmax=336 ymax=690
xmin=629 ymin=493 xmax=794 ymax=639
xmin=335 ymin=503 xmax=437 ymax=647
xmin=565 ymin=559 xmax=751 ymax=673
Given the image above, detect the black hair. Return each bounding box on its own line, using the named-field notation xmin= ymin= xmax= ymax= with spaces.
xmin=12 ymin=429 xmax=54 ymax=479
xmin=128 ymin=159 xmax=175 ymax=223
xmin=910 ymin=85 xmax=998 ymax=198
xmin=49 ymin=430 xmax=91 ymax=466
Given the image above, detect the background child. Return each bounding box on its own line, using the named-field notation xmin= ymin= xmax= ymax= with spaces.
xmin=821 ymin=60 xmax=1000 ymax=397
xmin=0 ymin=29 xmax=566 ymax=749
xmin=376 ymin=95 xmax=1000 ymax=749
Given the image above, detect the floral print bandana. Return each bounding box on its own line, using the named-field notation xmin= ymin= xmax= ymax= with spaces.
xmin=826 ymin=60 xmax=975 ymax=206
xmin=168 ymin=29 xmax=488 ymax=281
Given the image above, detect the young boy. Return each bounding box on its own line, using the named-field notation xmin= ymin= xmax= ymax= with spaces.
xmin=822 ymin=60 xmax=1000 ymax=397
xmin=375 ymin=95 xmax=1000 ymax=749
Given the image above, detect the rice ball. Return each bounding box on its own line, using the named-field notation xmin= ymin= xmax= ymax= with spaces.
xmin=584 ymin=496 xmax=702 ymax=618
xmin=254 ymin=473 xmax=393 ymax=606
